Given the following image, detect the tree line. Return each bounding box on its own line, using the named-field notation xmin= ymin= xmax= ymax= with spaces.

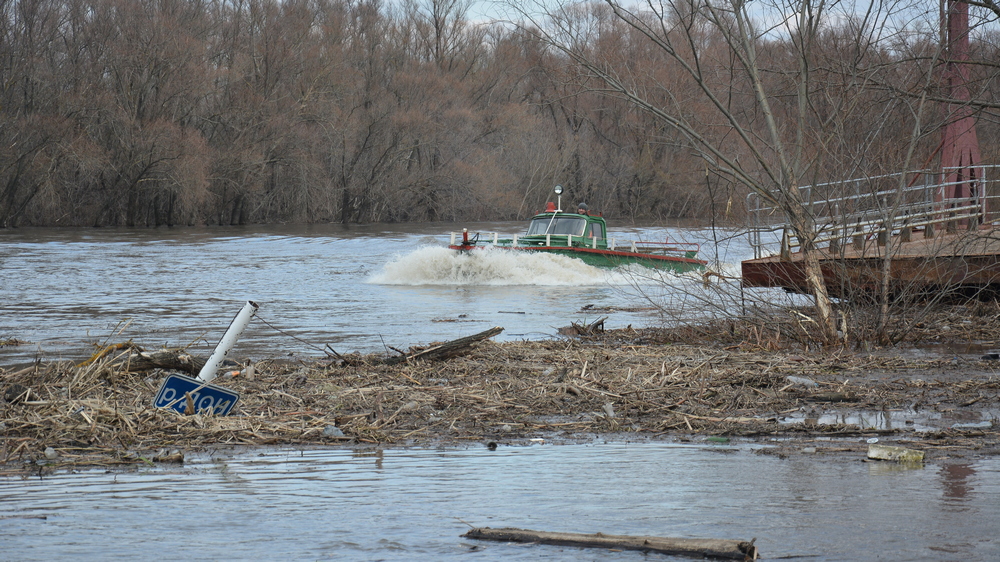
xmin=1 ymin=0 xmax=998 ymax=227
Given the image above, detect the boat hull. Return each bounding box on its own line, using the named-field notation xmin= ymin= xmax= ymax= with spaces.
xmin=449 ymin=244 xmax=706 ymax=272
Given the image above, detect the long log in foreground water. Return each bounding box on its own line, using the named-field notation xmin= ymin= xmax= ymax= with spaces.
xmin=462 ymin=527 xmax=758 ymax=560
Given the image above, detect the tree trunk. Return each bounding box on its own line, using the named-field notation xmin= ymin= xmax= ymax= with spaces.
xmin=800 ymin=243 xmax=839 ymax=344
xmin=786 ymin=201 xmax=839 ymax=344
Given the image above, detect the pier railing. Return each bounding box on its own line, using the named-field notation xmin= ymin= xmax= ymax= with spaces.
xmin=747 ymin=166 xmax=1000 ymax=259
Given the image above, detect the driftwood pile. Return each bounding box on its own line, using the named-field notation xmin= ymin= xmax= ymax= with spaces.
xmin=2 ymin=325 xmax=999 ymax=472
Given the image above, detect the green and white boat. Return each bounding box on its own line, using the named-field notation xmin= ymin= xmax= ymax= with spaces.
xmin=448 ymin=187 xmax=706 ymax=272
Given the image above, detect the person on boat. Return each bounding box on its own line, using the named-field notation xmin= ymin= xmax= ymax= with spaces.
xmin=577 ymin=203 xmax=589 ymax=215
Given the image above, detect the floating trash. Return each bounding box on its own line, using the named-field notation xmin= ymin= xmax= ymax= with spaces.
xmin=867 ymin=443 xmax=924 ymax=464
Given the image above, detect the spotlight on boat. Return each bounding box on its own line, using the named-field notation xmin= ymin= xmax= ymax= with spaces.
xmin=554 ymin=185 xmax=563 ymax=211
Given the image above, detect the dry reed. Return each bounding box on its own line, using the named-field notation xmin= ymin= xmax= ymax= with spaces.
xmin=3 ymin=325 xmax=998 ymax=473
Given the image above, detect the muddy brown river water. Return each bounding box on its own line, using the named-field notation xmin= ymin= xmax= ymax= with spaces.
xmin=2 ymin=224 xmax=998 ymax=560
xmin=2 ymin=443 xmax=998 ymax=560
xmin=0 ymin=223 xmax=738 ymax=364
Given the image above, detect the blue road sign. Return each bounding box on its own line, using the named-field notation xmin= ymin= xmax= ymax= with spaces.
xmin=154 ymin=374 xmax=240 ymax=416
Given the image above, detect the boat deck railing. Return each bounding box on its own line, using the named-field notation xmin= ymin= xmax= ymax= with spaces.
xmin=626 ymin=240 xmax=701 ymax=257
xmin=747 ymin=166 xmax=1000 ymax=259
xmin=448 ymin=231 xmax=700 ymax=256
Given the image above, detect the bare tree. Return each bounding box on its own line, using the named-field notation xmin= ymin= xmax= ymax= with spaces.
xmin=966 ymin=0 xmax=1000 ymax=19
xmin=7 ymin=0 xmax=991 ymax=236
xmin=503 ymin=0 xmax=947 ymax=343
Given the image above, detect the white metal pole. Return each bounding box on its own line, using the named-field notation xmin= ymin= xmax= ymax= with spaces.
xmin=197 ymin=301 xmax=259 ymax=382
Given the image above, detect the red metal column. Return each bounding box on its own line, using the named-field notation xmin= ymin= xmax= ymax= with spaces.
xmin=940 ymin=0 xmax=984 ymax=223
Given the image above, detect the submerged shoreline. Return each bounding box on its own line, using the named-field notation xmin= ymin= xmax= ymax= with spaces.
xmin=2 ymin=327 xmax=998 ymax=474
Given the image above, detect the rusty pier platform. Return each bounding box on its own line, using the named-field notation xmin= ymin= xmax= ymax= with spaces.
xmin=741 ymin=167 xmax=1000 ymax=298
xmin=742 ymin=227 xmax=1000 ymax=298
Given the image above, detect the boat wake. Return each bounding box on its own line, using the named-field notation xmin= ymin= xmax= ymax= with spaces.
xmin=371 ymin=246 xmax=619 ymax=286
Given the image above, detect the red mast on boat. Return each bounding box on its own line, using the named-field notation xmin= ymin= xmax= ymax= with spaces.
xmin=939 ymin=0 xmax=984 ymax=224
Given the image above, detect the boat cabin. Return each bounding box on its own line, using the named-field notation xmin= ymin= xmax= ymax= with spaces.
xmin=524 ymin=212 xmax=607 ymax=244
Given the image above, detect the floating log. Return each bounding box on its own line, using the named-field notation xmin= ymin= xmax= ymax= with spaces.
xmin=382 ymin=326 xmax=503 ymax=365
xmin=462 ymin=527 xmax=758 ymax=560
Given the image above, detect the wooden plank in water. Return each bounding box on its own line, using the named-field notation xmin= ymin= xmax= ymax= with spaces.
xmin=462 ymin=527 xmax=758 ymax=560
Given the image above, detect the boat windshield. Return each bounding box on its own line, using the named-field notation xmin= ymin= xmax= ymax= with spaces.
xmin=526 ymin=216 xmax=587 ymax=236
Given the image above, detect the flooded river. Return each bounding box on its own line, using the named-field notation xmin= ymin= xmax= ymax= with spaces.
xmin=0 ymin=222 xmax=754 ymax=364
xmin=2 ymin=224 xmax=998 ymax=560
xmin=1 ymin=443 xmax=998 ymax=560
